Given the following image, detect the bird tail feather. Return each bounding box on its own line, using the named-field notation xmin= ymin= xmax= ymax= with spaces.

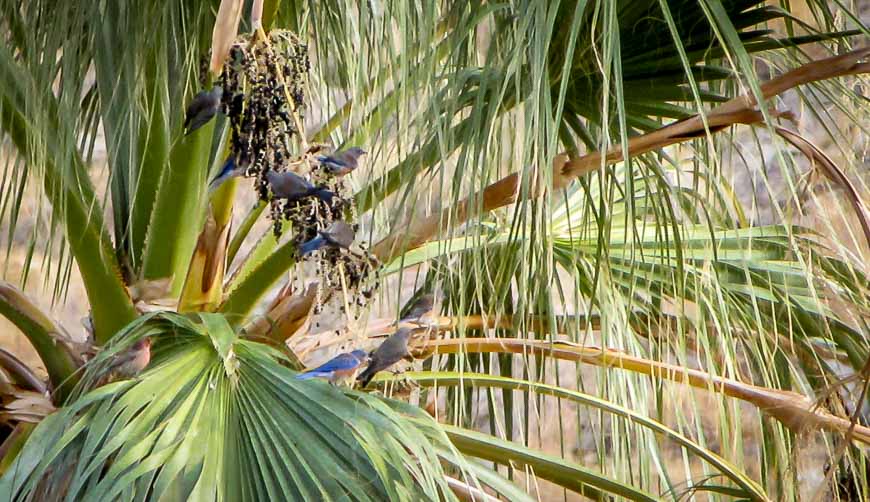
xmin=311 ymin=187 xmax=335 ymax=205
xmin=298 ymin=236 xmax=325 ymax=256
xmin=208 ymin=174 xmax=228 ymax=193
xmin=296 ymin=371 xmax=328 ymax=380
xmin=357 ymin=368 xmax=375 ymax=387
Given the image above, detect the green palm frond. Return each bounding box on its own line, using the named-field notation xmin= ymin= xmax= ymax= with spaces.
xmin=390 ymin=211 xmax=866 ymax=364
xmin=0 ymin=313 xmax=476 ymax=501
xmin=351 ymin=0 xmax=856 ymax=210
xmin=402 ymin=370 xmax=769 ymax=500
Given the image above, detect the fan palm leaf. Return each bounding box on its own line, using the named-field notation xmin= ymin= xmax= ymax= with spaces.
xmin=0 ymin=313 xmax=470 ymax=501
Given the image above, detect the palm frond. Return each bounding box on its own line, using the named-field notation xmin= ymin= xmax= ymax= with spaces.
xmin=0 ymin=312 xmax=479 ymax=501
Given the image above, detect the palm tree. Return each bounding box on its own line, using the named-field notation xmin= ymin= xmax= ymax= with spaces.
xmin=0 ymin=0 xmax=867 ymax=500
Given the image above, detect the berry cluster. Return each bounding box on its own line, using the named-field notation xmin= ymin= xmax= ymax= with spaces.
xmin=217 ymin=30 xmax=378 ymax=318
xmin=219 ymin=30 xmax=307 ymax=197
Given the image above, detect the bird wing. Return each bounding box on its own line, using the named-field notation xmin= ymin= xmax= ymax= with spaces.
xmin=356 ymin=363 xmax=377 ymax=385
xmin=310 ymin=353 xmax=361 ymax=373
xmin=183 ymin=102 xmax=204 ymax=126
xmin=184 ymin=90 xmax=217 ymax=125
xmin=298 ymin=235 xmax=325 ymax=256
xmin=268 ymin=171 xmax=307 ymax=199
xmin=328 ymin=152 xmax=352 ymax=164
xmin=104 ymin=350 xmax=137 ymax=372
xmin=324 ymin=222 xmax=355 ymax=247
xmin=374 ymin=333 xmax=407 ymax=364
xmin=401 ymin=295 xmax=434 ymax=320
xmin=296 ymin=371 xmax=331 ymax=380
xmin=217 ymin=158 xmax=236 ymax=177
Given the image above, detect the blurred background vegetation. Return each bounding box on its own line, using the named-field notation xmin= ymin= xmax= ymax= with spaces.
xmin=0 ymin=0 xmax=867 ymax=500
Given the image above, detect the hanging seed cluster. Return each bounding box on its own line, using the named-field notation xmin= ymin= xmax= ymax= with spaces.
xmin=217 ymin=29 xmax=379 ymax=320
xmin=219 ymin=30 xmax=308 ymax=198
xmin=310 ymin=242 xmax=381 ymax=314
xmin=219 ymin=31 xmax=348 ymax=236
xmin=303 ymin=169 xmax=381 ymax=317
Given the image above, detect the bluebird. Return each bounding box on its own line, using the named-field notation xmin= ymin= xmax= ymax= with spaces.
xmin=317 ymin=147 xmax=367 ymax=176
xmin=400 ymin=293 xmax=435 ymax=323
xmin=266 ymin=170 xmax=335 ymax=205
xmin=296 ymin=350 xmax=368 ymax=385
xmin=99 ymin=338 xmax=152 ymax=383
xmin=184 ymin=86 xmax=223 ymax=135
xmin=357 ymin=327 xmax=422 ymax=387
xmin=298 ymin=221 xmax=355 ymax=256
xmin=209 ymin=157 xmax=247 ymax=192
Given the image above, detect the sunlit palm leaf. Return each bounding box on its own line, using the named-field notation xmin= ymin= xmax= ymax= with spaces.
xmin=0 ymin=313 xmax=479 ymax=501
xmin=399 ymin=370 xmax=768 ymax=500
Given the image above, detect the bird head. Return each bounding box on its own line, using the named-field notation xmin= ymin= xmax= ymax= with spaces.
xmin=133 ymin=337 xmax=152 ymax=351
xmin=350 ymin=349 xmax=369 ymax=363
xmin=347 ymin=147 xmax=367 ymax=158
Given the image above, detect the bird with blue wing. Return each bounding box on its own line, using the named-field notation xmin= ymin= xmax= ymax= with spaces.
xmin=317 ymin=147 xmax=366 ymax=176
xmin=296 ymin=349 xmax=368 ymax=385
xmin=266 ymin=169 xmax=335 ymax=205
xmin=208 ymin=156 xmax=247 ymax=192
xmin=298 ymin=221 xmax=355 ymax=256
xmin=184 ymin=86 xmax=223 ymax=135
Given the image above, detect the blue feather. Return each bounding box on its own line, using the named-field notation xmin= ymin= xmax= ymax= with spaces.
xmin=209 ymin=157 xmax=242 ymax=192
xmin=295 ymin=350 xmax=367 ymax=380
xmin=217 ymin=157 xmax=236 ymax=177
xmin=316 ymin=355 xmax=363 ymax=372
xmin=296 ymin=371 xmax=331 ymax=380
xmin=298 ymin=235 xmax=325 ymax=256
xmin=311 ymin=187 xmax=335 ymax=205
xmin=317 ymin=148 xmax=365 ymax=176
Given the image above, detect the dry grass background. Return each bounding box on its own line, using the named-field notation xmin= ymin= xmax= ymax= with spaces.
xmin=0 ymin=2 xmax=867 ymax=500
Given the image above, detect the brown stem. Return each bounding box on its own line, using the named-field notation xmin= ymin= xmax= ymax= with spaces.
xmin=372 ymin=173 xmax=522 ymax=261
xmin=774 ymin=127 xmax=870 ymax=249
xmin=298 ymin=312 xmax=847 ymax=365
xmin=415 ymin=338 xmax=870 ymax=445
xmin=178 ymin=210 xmax=232 ymax=312
xmin=244 ymin=282 xmax=318 ymax=342
xmin=372 ymin=47 xmax=870 ymax=263
xmin=0 ymin=348 xmax=45 ymax=394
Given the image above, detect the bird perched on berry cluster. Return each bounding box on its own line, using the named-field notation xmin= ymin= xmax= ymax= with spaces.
xmin=317 ymin=147 xmax=366 ymax=176
xmin=266 ymin=170 xmax=335 ymax=204
xmin=298 ymin=221 xmax=355 ymax=256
